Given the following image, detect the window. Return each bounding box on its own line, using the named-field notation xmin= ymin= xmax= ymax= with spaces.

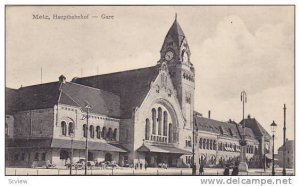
xmin=34 ymin=152 xmax=39 ymax=161
xmin=113 ymin=128 xmax=118 ymax=140
xmin=199 ymin=138 xmax=203 ymax=149
xmin=158 ymin=107 xmax=162 ymax=135
xmin=168 ymin=123 xmax=172 ymax=143
xmin=90 ymin=125 xmax=94 ymax=138
xmin=163 ymin=111 xmax=168 ymax=136
xmin=96 ymin=126 xmax=101 ymax=139
xmin=61 ymin=121 xmax=67 ymax=136
xmin=145 ymin=119 xmax=150 ymax=140
xmin=152 ymin=109 xmax=156 ymax=134
xmin=107 ymin=128 xmax=113 ymax=140
xmin=41 ymin=153 xmax=46 ymax=161
xmin=68 ymin=122 xmax=74 ymax=136
xmin=59 ymin=150 xmax=69 ymax=160
xmin=102 ymin=127 xmax=106 ymax=139
xmin=83 ymin=124 xmax=87 ymax=137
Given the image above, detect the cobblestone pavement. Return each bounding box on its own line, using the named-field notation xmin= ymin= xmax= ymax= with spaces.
xmin=5 ymin=167 xmax=294 ymax=176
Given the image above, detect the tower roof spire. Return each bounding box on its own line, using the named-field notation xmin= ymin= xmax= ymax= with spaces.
xmin=165 ymin=15 xmax=185 ymax=47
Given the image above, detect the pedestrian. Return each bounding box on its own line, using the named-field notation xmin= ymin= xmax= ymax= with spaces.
xmin=223 ymin=164 xmax=230 ymax=176
xmin=199 ymin=163 xmax=204 ymax=175
xmin=140 ymin=163 xmax=143 ymax=170
xmin=231 ymin=162 xmax=239 ymax=176
xmin=145 ymin=162 xmax=148 ymax=170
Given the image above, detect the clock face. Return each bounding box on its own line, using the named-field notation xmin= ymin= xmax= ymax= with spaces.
xmin=165 ymin=51 xmax=174 ymax=61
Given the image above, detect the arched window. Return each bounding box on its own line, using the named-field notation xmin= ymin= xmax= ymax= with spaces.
xmin=209 ymin=140 xmax=213 ymax=150
xmin=203 ymin=139 xmax=206 ymax=149
xmin=158 ymin=107 xmax=162 ymax=135
xmin=61 ymin=121 xmax=67 ymax=136
xmin=107 ymin=128 xmax=113 ymax=140
xmin=152 ymin=109 xmax=156 ymax=134
xmin=199 ymin=138 xmax=203 ymax=149
xmin=145 ymin=119 xmax=150 ymax=140
xmin=83 ymin=124 xmax=87 ymax=138
xmin=113 ymin=128 xmax=118 ymax=140
xmin=96 ymin=126 xmax=101 ymax=139
xmin=90 ymin=125 xmax=94 ymax=138
xmin=102 ymin=127 xmax=106 ymax=139
xmin=68 ymin=122 xmax=74 ymax=136
xmin=168 ymin=123 xmax=172 ymax=143
xmin=163 ymin=111 xmax=168 ymax=136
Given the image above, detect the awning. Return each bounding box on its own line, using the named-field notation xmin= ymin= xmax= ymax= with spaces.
xmin=137 ymin=144 xmax=192 ymax=155
xmin=265 ymin=154 xmax=273 ymax=160
xmin=51 ymin=139 xmax=127 ymax=153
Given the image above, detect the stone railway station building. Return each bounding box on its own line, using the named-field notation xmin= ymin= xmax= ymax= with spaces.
xmin=5 ymin=18 xmax=273 ymax=169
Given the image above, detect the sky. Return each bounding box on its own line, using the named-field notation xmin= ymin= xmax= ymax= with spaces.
xmin=6 ymin=6 xmax=294 ymax=152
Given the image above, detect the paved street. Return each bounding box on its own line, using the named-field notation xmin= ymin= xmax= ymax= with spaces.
xmin=5 ymin=167 xmax=294 ymax=176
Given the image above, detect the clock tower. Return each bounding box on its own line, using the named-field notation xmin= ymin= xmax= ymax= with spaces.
xmin=159 ymin=16 xmax=195 ymax=129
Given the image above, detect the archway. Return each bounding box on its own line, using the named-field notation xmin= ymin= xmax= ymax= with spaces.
xmin=105 ymin=153 xmax=112 ymax=162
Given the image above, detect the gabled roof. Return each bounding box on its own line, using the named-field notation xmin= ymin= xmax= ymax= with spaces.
xmin=16 ymin=82 xmax=61 ymax=111
xmin=240 ymin=116 xmax=271 ymax=141
xmin=59 ymin=82 xmax=120 ymax=117
xmin=7 ymin=80 xmax=120 ymax=118
xmin=194 ymin=116 xmax=241 ymax=139
xmin=72 ymin=66 xmax=159 ymax=118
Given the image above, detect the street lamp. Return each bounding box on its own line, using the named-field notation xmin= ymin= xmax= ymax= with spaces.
xmin=238 ymin=91 xmax=248 ymax=172
xmin=270 ymin=120 xmax=277 ymax=176
xmin=192 ymin=114 xmax=198 ymax=175
xmin=70 ymin=131 xmax=74 ymax=175
xmin=282 ymin=104 xmax=287 ymax=176
xmin=85 ymin=104 xmax=91 ymax=176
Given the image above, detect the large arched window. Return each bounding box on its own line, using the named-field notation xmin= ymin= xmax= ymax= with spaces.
xmin=163 ymin=111 xmax=168 ymax=136
xmin=158 ymin=107 xmax=162 ymax=135
xmin=68 ymin=122 xmax=74 ymax=136
xmin=102 ymin=127 xmax=106 ymax=139
xmin=152 ymin=109 xmax=156 ymax=134
xmin=113 ymin=128 xmax=118 ymax=141
xmin=90 ymin=125 xmax=94 ymax=138
xmin=61 ymin=121 xmax=67 ymax=136
xmin=83 ymin=124 xmax=87 ymax=138
xmin=96 ymin=126 xmax=101 ymax=139
xmin=168 ymin=123 xmax=172 ymax=143
xmin=145 ymin=119 xmax=150 ymax=140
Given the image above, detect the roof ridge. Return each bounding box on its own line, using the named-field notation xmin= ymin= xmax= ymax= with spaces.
xmin=66 ymin=81 xmax=119 ymax=98
xmin=75 ymin=65 xmax=158 ymax=79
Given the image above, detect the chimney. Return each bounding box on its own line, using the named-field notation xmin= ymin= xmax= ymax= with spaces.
xmin=59 ymin=75 xmax=66 ymax=83
xmin=247 ymin=114 xmax=251 ymax=119
xmin=208 ymin=110 xmax=211 ymax=119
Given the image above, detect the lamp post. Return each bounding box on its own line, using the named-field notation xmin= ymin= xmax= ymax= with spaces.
xmin=85 ymin=104 xmax=91 ymax=176
xmin=238 ymin=91 xmax=248 ymax=172
xmin=70 ymin=132 xmax=74 ymax=175
xmin=270 ymin=120 xmax=277 ymax=176
xmin=192 ymin=114 xmax=198 ymax=175
xmin=282 ymin=104 xmax=287 ymax=176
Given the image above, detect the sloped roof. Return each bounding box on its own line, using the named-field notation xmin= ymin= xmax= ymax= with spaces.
xmin=165 ymin=19 xmax=186 ymax=47
xmin=59 ymin=82 xmax=120 ymax=117
xmin=195 ymin=116 xmax=241 ymax=139
xmin=16 ymin=82 xmax=61 ymax=111
xmin=5 ymin=87 xmax=18 ymax=114
xmin=72 ymin=66 xmax=159 ymax=118
xmin=240 ymin=117 xmax=271 ymax=141
xmin=7 ymin=81 xmax=120 ymax=118
xmin=278 ymin=140 xmax=294 ymax=151
xmin=236 ymin=125 xmax=258 ymax=141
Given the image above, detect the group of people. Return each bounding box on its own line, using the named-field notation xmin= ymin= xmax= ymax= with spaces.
xmin=198 ymin=162 xmax=239 ymax=176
